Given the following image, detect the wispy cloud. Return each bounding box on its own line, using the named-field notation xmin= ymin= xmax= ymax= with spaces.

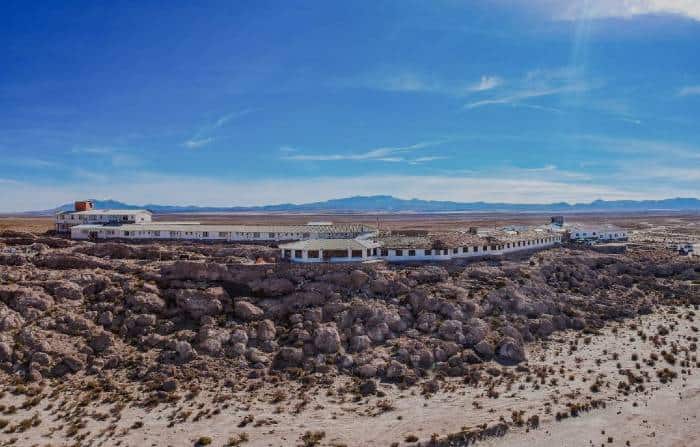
xmin=679 ymin=85 xmax=700 ymax=96
xmin=183 ymin=109 xmax=254 ymax=149
xmin=464 ymin=67 xmax=590 ymax=110
xmin=539 ymin=0 xmax=700 ymax=22
xmin=468 ymin=75 xmax=503 ymax=92
xmin=71 ymin=146 xmax=141 ymax=167
xmin=572 ymin=134 xmax=700 ymax=160
xmin=282 ymin=141 xmax=446 ymax=164
xmin=5 ymin=157 xmax=63 ymax=169
xmin=184 ymin=137 xmax=215 ymax=149
xmin=339 ymin=71 xmax=503 ymax=97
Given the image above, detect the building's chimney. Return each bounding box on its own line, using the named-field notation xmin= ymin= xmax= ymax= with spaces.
xmin=74 ymin=200 xmax=94 ymax=212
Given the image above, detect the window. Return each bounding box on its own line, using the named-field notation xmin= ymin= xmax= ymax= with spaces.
xmin=294 ymin=250 xmax=303 ymax=258
xmin=381 ymin=249 xmax=389 ymax=256
xmin=253 ymin=232 xmax=260 ymax=238
xmin=473 ymin=246 xmax=479 ymax=252
xmin=202 ymin=232 xmax=209 ymax=237
xmin=283 ymin=249 xmax=292 ymax=258
xmin=395 ymin=249 xmax=403 ymax=256
xmin=124 ymin=231 xmax=130 ymax=236
xmin=268 ymin=233 xmax=275 ymax=238
xmin=154 ymin=231 xmax=160 ymax=237
xmin=453 ymin=248 xmax=458 ymax=254
xmin=408 ymin=249 xmax=416 ymax=256
xmin=483 ymin=245 xmax=488 ymax=251
xmin=219 ymin=232 xmax=229 ymax=238
xmin=351 ymin=250 xmax=363 ymax=258
xmin=308 ymin=250 xmax=319 ymax=258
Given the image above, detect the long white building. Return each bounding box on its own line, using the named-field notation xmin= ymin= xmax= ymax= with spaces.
xmin=70 ymin=222 xmax=375 ymax=242
xmin=280 ymin=229 xmax=563 ymax=263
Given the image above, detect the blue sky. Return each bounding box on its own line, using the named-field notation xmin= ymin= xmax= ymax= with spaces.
xmin=1 ymin=0 xmax=699 ymax=211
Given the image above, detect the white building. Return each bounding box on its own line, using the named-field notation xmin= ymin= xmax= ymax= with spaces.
xmin=69 ymin=222 xmax=374 ymax=242
xmin=280 ymin=230 xmax=562 ymax=263
xmin=568 ymin=224 xmax=628 ymax=242
xmin=56 ymin=209 xmax=152 ymax=233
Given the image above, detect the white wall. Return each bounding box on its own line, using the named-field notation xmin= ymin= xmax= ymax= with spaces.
xmin=284 ymin=236 xmax=561 ymax=263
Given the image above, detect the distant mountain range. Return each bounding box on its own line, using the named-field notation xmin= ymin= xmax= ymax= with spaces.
xmin=23 ymin=195 xmax=700 ymax=215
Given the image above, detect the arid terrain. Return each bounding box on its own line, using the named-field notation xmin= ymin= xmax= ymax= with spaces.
xmin=0 ymin=214 xmax=698 ymax=446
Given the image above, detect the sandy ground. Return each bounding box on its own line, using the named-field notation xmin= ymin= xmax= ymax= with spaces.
xmin=2 ymin=305 xmax=698 ymax=447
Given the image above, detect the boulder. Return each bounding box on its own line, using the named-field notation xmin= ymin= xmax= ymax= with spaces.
xmin=52 ymin=281 xmax=84 ymax=301
xmin=174 ymin=340 xmax=196 ymax=363
xmin=234 ymin=300 xmax=264 ymax=321
xmin=127 ymin=292 xmax=166 ymax=314
xmin=272 ymin=347 xmax=304 ymax=369
xmin=256 ymin=319 xmax=277 ymax=341
xmin=33 ymin=253 xmax=111 ymax=270
xmin=0 ymin=305 xmax=24 ymax=331
xmin=496 ymin=337 xmax=526 ymax=364
xmin=250 ymin=277 xmax=295 ymax=297
xmin=349 ymin=270 xmax=370 ymax=289
xmin=349 ymin=335 xmax=372 ymax=352
xmin=0 ymin=342 xmax=12 ymax=362
xmin=161 ymin=261 xmax=231 ymax=281
xmin=173 ymin=287 xmax=228 ymax=319
xmin=89 ymin=331 xmax=113 ymax=353
xmin=357 ymin=363 xmax=378 ymax=378
xmin=408 ymin=266 xmax=448 ymax=284
xmin=474 ymin=340 xmax=495 ymax=360
xmin=385 ymin=360 xmax=407 ymax=380
xmin=438 ymin=319 xmax=463 ymax=341
xmin=314 ymin=325 xmax=341 ymax=354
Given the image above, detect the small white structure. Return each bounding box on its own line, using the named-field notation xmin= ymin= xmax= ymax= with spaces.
xmin=677 ymin=243 xmax=699 ymax=257
xmin=568 ymin=224 xmax=628 ymax=242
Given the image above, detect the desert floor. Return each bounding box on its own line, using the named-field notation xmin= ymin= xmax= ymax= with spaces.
xmin=1 ymin=305 xmax=698 ymax=447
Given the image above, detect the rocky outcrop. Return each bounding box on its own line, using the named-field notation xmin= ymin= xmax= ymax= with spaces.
xmin=170 ymin=287 xmax=229 ymax=319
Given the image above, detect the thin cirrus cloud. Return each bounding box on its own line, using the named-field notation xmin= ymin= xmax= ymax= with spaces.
xmin=183 ymin=109 xmax=254 ymax=149
xmin=679 ymin=85 xmax=700 ymax=96
xmin=70 ymin=146 xmax=141 ymax=167
xmin=341 ymin=71 xmax=503 ymax=96
xmin=537 ymin=0 xmax=700 ymax=22
xmin=184 ymin=137 xmax=215 ymax=149
xmin=281 ymin=141 xmax=446 ymax=164
xmin=464 ymin=68 xmax=591 ymax=110
xmin=468 ymin=75 xmax=503 ymax=92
